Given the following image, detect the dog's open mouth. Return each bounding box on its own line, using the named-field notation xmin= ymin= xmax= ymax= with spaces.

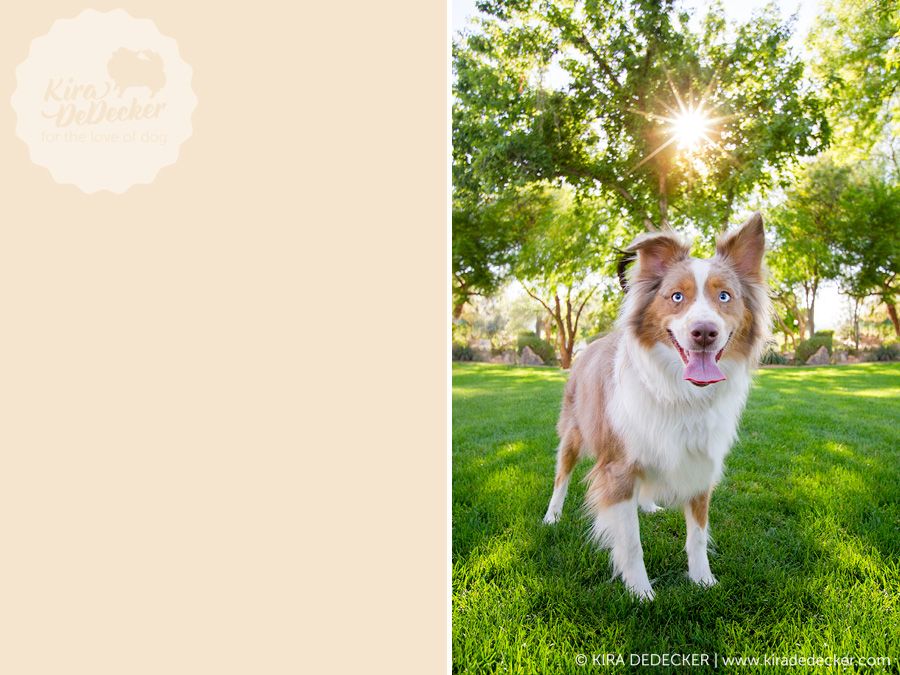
xmin=667 ymin=330 xmax=726 ymax=387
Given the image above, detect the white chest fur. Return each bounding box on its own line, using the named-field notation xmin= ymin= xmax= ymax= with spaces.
xmin=607 ymin=340 xmax=752 ymax=504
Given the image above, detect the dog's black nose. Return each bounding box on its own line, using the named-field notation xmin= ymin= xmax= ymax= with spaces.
xmin=690 ymin=322 xmax=718 ymax=348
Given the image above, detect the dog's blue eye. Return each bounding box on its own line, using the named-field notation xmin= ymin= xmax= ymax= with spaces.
xmin=672 ymin=292 xmax=684 ymax=303
xmin=719 ymin=291 xmax=731 ymax=302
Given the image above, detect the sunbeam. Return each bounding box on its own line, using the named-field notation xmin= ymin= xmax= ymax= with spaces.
xmin=626 ymin=78 xmax=740 ymax=174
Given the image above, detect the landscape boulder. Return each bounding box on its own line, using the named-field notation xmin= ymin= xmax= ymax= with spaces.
xmin=520 ymin=345 xmax=545 ymax=366
xmin=805 ymin=345 xmax=830 ymax=366
xmin=502 ymin=350 xmax=518 ymax=366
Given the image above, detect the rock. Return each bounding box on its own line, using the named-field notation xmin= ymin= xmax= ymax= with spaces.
xmin=834 ymin=350 xmax=848 ymax=364
xmin=489 ymin=355 xmax=504 ymax=364
xmin=520 ymin=345 xmax=545 ymax=366
xmin=847 ymin=355 xmax=861 ymax=364
xmin=502 ymin=350 xmax=518 ymax=366
xmin=805 ymin=345 xmax=830 ymax=366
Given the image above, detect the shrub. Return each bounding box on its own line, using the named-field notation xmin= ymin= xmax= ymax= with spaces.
xmin=585 ymin=332 xmax=608 ymax=345
xmin=813 ymin=329 xmax=835 ymax=340
xmin=517 ymin=333 xmax=556 ymax=364
xmin=452 ymin=342 xmax=476 ymax=362
xmin=794 ymin=336 xmax=833 ymax=364
xmin=761 ymin=348 xmax=789 ymax=365
xmin=866 ymin=342 xmax=900 ymax=362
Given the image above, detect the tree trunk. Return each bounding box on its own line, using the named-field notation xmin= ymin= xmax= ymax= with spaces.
xmin=808 ymin=280 xmax=818 ymax=339
xmin=452 ymin=297 xmax=466 ymax=320
xmin=853 ymin=296 xmax=861 ymax=352
xmin=658 ymin=171 xmax=669 ymax=230
xmin=886 ymin=301 xmax=900 ymax=338
xmin=774 ymin=313 xmax=797 ymax=351
xmin=521 ymin=284 xmax=596 ymax=370
xmin=535 ymin=316 xmax=542 ymax=340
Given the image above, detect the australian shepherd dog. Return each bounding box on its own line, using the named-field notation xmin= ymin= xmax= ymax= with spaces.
xmin=542 ymin=213 xmax=771 ymax=600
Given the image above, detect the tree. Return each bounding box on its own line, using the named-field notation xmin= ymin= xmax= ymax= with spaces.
xmin=809 ymin=0 xmax=900 ymax=158
xmin=769 ymin=158 xmax=848 ymax=339
xmin=452 ymin=195 xmax=533 ymax=318
xmin=836 ymin=170 xmax=900 ymax=337
xmin=453 ymin=0 xmax=829 ymax=238
xmin=512 ymin=187 xmax=627 ymax=368
xmin=768 ymin=281 xmax=807 ymax=351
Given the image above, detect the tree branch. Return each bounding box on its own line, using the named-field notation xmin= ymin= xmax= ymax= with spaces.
xmin=574 ymin=31 xmax=621 ymax=92
xmin=658 ymin=171 xmax=669 ymax=230
xmin=575 ymin=285 xmax=598 ymax=328
xmin=566 ymin=168 xmax=659 ymax=231
xmin=521 ymin=283 xmax=556 ymax=318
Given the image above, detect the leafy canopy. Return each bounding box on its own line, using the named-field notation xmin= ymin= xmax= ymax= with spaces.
xmin=453 ymin=0 xmax=829 ymax=237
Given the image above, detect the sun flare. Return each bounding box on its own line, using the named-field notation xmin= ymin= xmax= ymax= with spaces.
xmin=673 ymin=109 xmax=711 ymax=149
xmin=627 ymin=77 xmax=739 ymax=173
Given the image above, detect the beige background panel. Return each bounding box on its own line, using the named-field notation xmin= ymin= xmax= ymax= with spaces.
xmin=0 ymin=2 xmax=446 ymax=674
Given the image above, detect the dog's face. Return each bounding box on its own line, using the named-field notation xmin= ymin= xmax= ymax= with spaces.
xmin=622 ymin=214 xmax=768 ymax=386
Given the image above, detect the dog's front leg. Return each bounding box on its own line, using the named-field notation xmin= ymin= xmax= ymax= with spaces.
xmin=587 ymin=465 xmax=654 ymax=600
xmin=684 ymin=491 xmax=717 ymax=587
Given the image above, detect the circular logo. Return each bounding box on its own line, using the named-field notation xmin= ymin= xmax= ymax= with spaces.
xmin=11 ymin=9 xmax=197 ymax=193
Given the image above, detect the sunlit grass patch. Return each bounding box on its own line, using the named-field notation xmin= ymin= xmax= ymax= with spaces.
xmin=453 ymin=362 xmax=900 ymax=673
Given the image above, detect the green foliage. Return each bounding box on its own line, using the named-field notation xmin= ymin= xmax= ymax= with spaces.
xmin=452 ymin=342 xmax=477 ymax=362
xmin=809 ymin=0 xmax=900 ymax=154
xmin=453 ymin=0 xmax=829 ymax=238
xmin=794 ymin=336 xmax=834 ymax=364
xmin=452 ymin=191 xmax=544 ymax=315
xmin=517 ymin=333 xmax=555 ymax=363
xmin=768 ymin=156 xmax=849 ymax=337
xmin=833 ymin=169 xmax=900 ymax=314
xmin=585 ymin=332 xmax=607 ymax=345
xmin=814 ymin=330 xmax=835 ymax=340
xmin=866 ymin=342 xmax=900 ymax=362
xmin=761 ymin=348 xmax=789 ymax=365
xmin=512 ymin=187 xmax=619 ymax=287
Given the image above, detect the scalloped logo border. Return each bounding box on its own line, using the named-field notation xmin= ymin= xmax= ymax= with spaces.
xmin=11 ymin=9 xmax=197 ymax=194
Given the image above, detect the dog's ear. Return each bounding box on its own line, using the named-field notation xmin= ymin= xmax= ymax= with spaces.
xmin=624 ymin=231 xmax=691 ymax=283
xmin=716 ymin=212 xmax=766 ymax=281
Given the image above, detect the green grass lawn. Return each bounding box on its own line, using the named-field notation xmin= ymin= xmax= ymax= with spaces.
xmin=452 ymin=362 xmax=900 ymax=674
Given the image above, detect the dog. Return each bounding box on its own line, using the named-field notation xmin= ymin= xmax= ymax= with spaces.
xmin=542 ymin=212 xmax=770 ymax=600
xmin=107 ymin=48 xmax=166 ymax=98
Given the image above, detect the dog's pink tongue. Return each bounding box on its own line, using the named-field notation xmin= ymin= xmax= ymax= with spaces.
xmin=683 ymin=351 xmax=726 ymax=385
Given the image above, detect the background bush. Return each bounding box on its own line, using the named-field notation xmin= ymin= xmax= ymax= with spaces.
xmin=452 ymin=342 xmax=476 ymax=362
xmin=795 ymin=335 xmax=833 ymax=364
xmin=517 ymin=332 xmax=556 ymax=364
xmin=866 ymin=342 xmax=900 ymax=362
xmin=762 ymin=348 xmax=789 ymax=365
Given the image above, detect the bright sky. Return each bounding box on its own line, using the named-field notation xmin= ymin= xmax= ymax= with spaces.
xmin=451 ymin=0 xmax=844 ymax=330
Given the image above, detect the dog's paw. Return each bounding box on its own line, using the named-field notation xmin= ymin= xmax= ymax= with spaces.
xmin=626 ymin=583 xmax=655 ymax=601
xmin=542 ymin=510 xmax=561 ymax=525
xmin=690 ymin=574 xmax=718 ymax=588
xmin=639 ymin=501 xmax=663 ymax=514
